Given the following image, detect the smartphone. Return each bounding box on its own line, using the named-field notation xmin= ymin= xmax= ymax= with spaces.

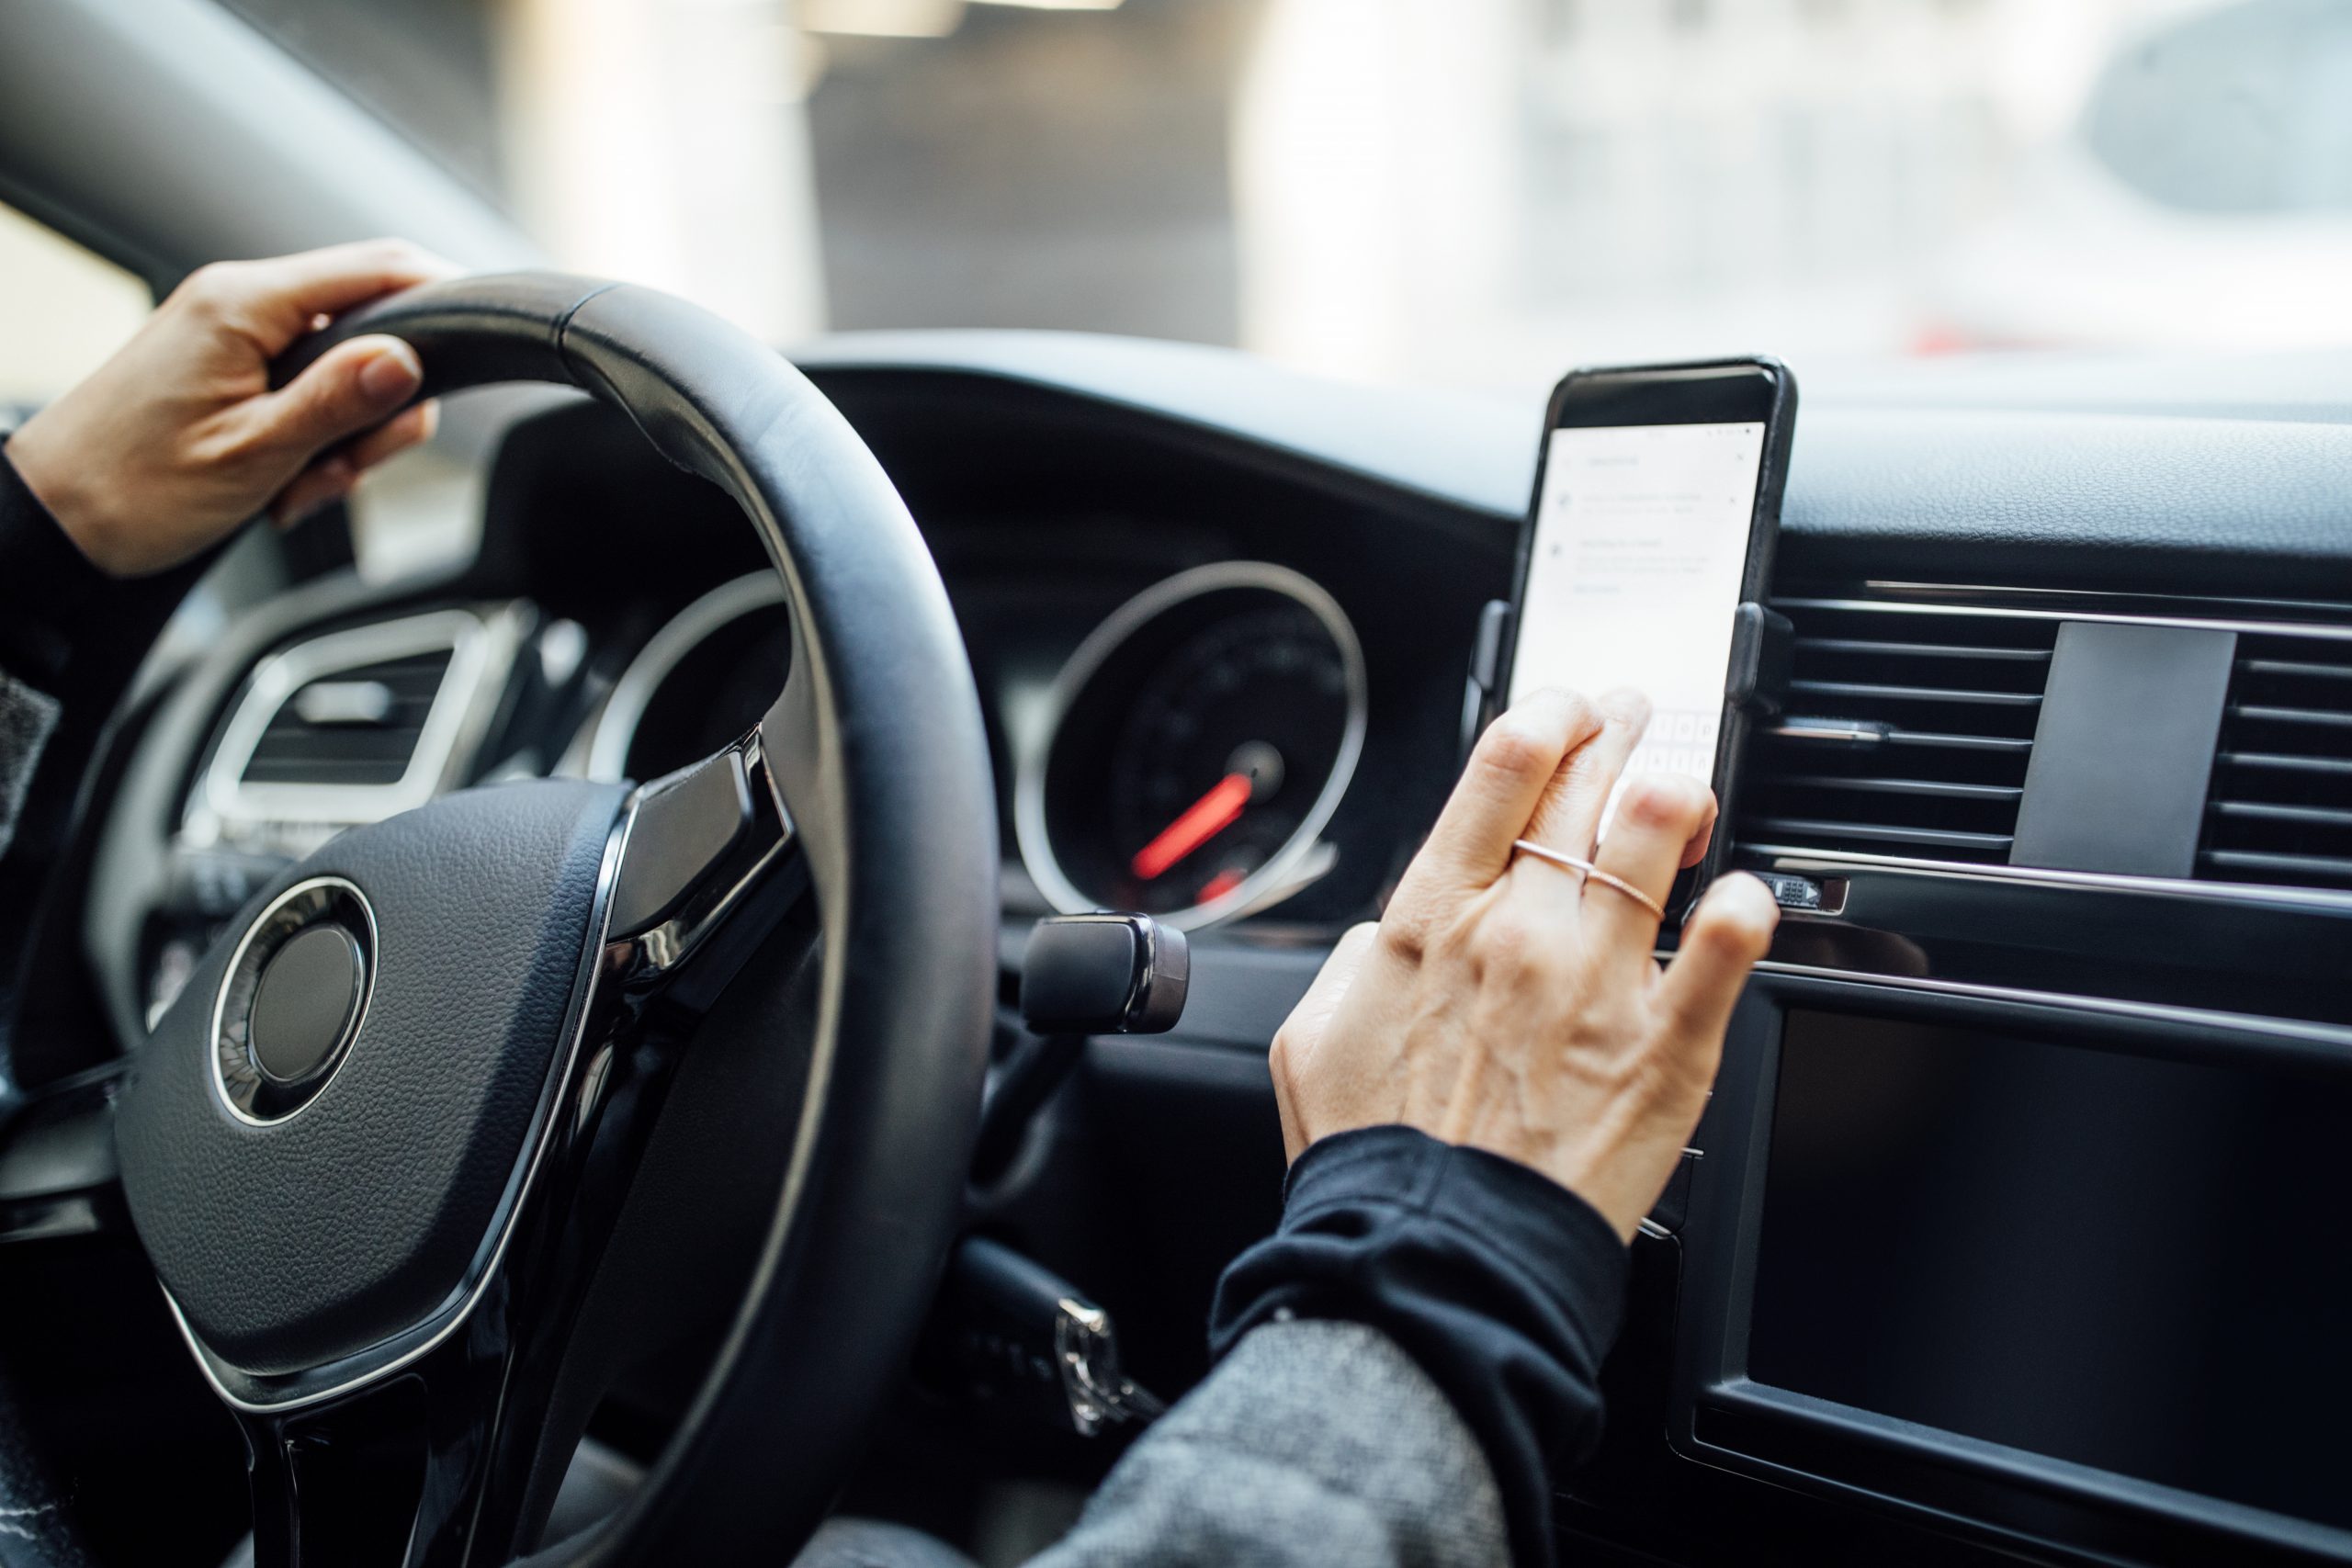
xmin=1494 ymin=356 xmax=1797 ymax=913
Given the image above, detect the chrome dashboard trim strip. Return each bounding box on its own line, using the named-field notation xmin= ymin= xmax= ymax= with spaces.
xmin=1775 ymin=597 xmax=2352 ymax=642
xmin=1860 ymin=581 xmax=2352 ymax=620
xmin=1752 ymin=960 xmax=2352 ymax=1049
xmin=1739 ymin=842 xmax=2352 ymax=912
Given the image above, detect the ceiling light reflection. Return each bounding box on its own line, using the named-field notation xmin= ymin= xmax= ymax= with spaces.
xmin=797 ymin=0 xmax=966 ymax=38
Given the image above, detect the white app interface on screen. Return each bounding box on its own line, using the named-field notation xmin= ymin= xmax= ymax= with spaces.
xmin=1510 ymin=419 xmax=1764 ymax=831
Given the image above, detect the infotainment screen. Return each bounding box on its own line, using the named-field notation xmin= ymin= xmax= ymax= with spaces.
xmin=1751 ymin=1011 xmax=2352 ymax=1529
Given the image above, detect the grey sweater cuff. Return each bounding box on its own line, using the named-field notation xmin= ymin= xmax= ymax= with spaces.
xmin=0 ymin=669 xmax=62 ymax=863
xmin=1035 ymin=1319 xmax=1509 ymax=1568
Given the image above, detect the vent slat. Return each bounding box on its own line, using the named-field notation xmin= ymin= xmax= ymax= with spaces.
xmin=1762 ymin=720 xmax=2035 ymax=753
xmin=1736 ymin=598 xmax=2055 ymax=867
xmin=1789 ymin=679 xmax=2043 ymax=707
xmin=1881 ymin=730 xmax=2037 ymax=754
xmin=2230 ymin=704 xmax=2352 ymax=730
xmin=2197 ymin=629 xmax=2352 ymax=894
xmin=240 ymin=648 xmax=455 ymax=789
xmin=1792 ymin=637 xmax=2052 ymax=664
xmin=2211 ymin=800 xmax=2352 ymax=829
xmin=1748 ymin=817 xmax=2016 ymax=853
xmin=2216 ymin=751 xmax=2352 ymax=777
xmin=2201 ymin=849 xmax=2352 ymax=880
xmin=1777 ymin=775 xmax=2023 ymax=803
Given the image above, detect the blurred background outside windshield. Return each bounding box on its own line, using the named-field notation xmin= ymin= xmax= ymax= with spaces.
xmin=8 ymin=0 xmax=2352 ymax=408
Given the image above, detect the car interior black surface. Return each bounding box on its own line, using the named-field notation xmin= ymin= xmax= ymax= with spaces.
xmin=5 ymin=7 xmax=2352 ymax=1563
xmin=13 ymin=324 xmax=2341 ymax=1568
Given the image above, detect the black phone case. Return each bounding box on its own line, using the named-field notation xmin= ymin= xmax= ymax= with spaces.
xmin=1476 ymin=355 xmax=1799 ymax=928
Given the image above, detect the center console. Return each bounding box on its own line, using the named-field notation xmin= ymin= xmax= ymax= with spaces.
xmin=1593 ymin=585 xmax=2352 ymax=1567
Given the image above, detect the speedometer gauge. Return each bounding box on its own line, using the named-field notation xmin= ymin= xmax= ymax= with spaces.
xmin=1017 ymin=563 xmax=1367 ymax=930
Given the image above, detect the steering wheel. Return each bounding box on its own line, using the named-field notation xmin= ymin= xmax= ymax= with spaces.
xmin=100 ymin=275 xmax=1000 ymax=1565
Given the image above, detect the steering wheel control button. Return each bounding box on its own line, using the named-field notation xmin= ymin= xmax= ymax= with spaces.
xmin=248 ymin=926 xmax=364 ymax=1084
xmin=208 ymin=876 xmax=378 ymax=1124
xmin=608 ymin=748 xmax=754 ymax=939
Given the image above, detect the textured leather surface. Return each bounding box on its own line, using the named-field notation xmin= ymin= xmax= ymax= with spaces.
xmin=268 ymin=272 xmax=585 ymax=396
xmin=114 ymin=779 xmax=625 ymax=1374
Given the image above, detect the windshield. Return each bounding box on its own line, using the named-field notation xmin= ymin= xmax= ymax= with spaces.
xmin=223 ymin=0 xmax=2352 ymax=397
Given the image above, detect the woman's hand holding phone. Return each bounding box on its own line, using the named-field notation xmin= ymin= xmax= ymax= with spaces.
xmin=1269 ymin=687 xmax=1781 ymax=1243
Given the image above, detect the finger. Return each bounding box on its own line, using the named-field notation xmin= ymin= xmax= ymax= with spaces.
xmin=213 ymin=240 xmax=460 ymax=352
xmin=1272 ymin=922 xmax=1378 ymax=1162
xmin=1656 ymin=871 xmax=1779 ymax=1052
xmin=1583 ymin=773 xmax=1716 ymax=962
xmin=1521 ymin=687 xmax=1649 ymax=860
xmin=345 ymin=399 xmax=438 ymax=473
xmin=270 ymin=454 xmax=358 ymax=528
xmin=1392 ymin=690 xmax=1601 ymax=917
xmin=243 ymin=334 xmax=424 ymax=464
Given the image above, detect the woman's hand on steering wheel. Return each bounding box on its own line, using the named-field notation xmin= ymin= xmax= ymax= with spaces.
xmin=1270 ymin=686 xmax=1781 ymax=1242
xmin=6 ymin=238 xmax=458 ymax=576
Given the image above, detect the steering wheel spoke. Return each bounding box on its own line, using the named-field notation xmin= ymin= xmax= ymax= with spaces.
xmin=0 ymin=1063 xmax=130 ymax=1247
xmin=240 ymin=1342 xmax=484 ymax=1568
xmin=608 ymin=725 xmax=806 ymax=990
xmin=229 ymin=740 xmax=817 ymax=1567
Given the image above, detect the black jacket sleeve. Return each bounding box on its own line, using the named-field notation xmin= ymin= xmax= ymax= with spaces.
xmin=0 ymin=443 xmax=113 ymax=690
xmin=1209 ymin=1125 xmax=1630 ymax=1568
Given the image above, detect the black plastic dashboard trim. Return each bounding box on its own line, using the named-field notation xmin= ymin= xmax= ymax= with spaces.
xmin=792 ymin=333 xmax=2352 ymax=599
xmin=1669 ymin=972 xmax=2352 ymax=1568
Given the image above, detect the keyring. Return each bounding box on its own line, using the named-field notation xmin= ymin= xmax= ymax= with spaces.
xmin=1510 ymin=838 xmax=1668 ymax=921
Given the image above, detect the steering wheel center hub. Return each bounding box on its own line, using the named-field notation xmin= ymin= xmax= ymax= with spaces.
xmin=119 ymin=781 xmax=629 ymax=1383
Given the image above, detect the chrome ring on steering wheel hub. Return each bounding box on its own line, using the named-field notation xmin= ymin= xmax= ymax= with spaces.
xmin=209 ymin=876 xmax=378 ymax=1125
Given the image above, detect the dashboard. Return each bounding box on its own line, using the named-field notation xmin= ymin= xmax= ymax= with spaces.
xmin=87 ymin=355 xmax=1506 ymax=1048
xmin=64 ymin=333 xmax=2352 ymax=1568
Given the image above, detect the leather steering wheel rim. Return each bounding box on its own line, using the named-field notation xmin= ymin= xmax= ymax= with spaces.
xmin=133 ymin=273 xmax=998 ymax=1564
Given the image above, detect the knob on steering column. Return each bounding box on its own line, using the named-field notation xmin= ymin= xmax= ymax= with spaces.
xmin=968 ymin=914 xmax=1190 ymax=1187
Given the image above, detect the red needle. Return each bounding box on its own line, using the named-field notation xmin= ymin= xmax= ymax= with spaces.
xmin=1131 ymin=773 xmax=1253 ymax=882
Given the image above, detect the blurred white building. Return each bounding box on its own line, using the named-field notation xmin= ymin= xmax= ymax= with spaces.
xmin=1233 ymin=0 xmax=2352 ymax=393
xmin=9 ymin=0 xmax=2351 ymax=416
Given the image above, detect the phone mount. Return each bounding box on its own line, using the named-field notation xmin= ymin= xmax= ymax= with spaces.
xmin=1725 ymin=601 xmax=1797 ymax=718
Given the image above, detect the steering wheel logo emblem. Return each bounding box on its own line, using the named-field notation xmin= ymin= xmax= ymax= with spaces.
xmin=208 ymin=876 xmax=378 ymax=1125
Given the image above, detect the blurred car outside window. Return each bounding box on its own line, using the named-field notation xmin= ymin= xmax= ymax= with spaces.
xmin=206 ymin=0 xmax=2352 ymax=400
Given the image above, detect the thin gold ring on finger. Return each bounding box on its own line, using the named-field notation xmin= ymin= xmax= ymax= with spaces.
xmin=1510 ymin=838 xmax=1668 ymax=921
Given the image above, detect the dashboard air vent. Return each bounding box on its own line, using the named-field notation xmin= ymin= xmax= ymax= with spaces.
xmin=2199 ymin=631 xmax=2352 ymax=892
xmin=239 ymin=649 xmax=456 ymax=787
xmin=1737 ymin=601 xmax=2058 ymax=863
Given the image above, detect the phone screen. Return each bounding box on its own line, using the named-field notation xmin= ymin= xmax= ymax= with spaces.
xmin=1509 ymin=416 xmax=1768 ymax=824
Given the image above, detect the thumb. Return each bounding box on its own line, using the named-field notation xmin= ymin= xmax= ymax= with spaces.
xmin=247 ymin=334 xmax=424 ymax=460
